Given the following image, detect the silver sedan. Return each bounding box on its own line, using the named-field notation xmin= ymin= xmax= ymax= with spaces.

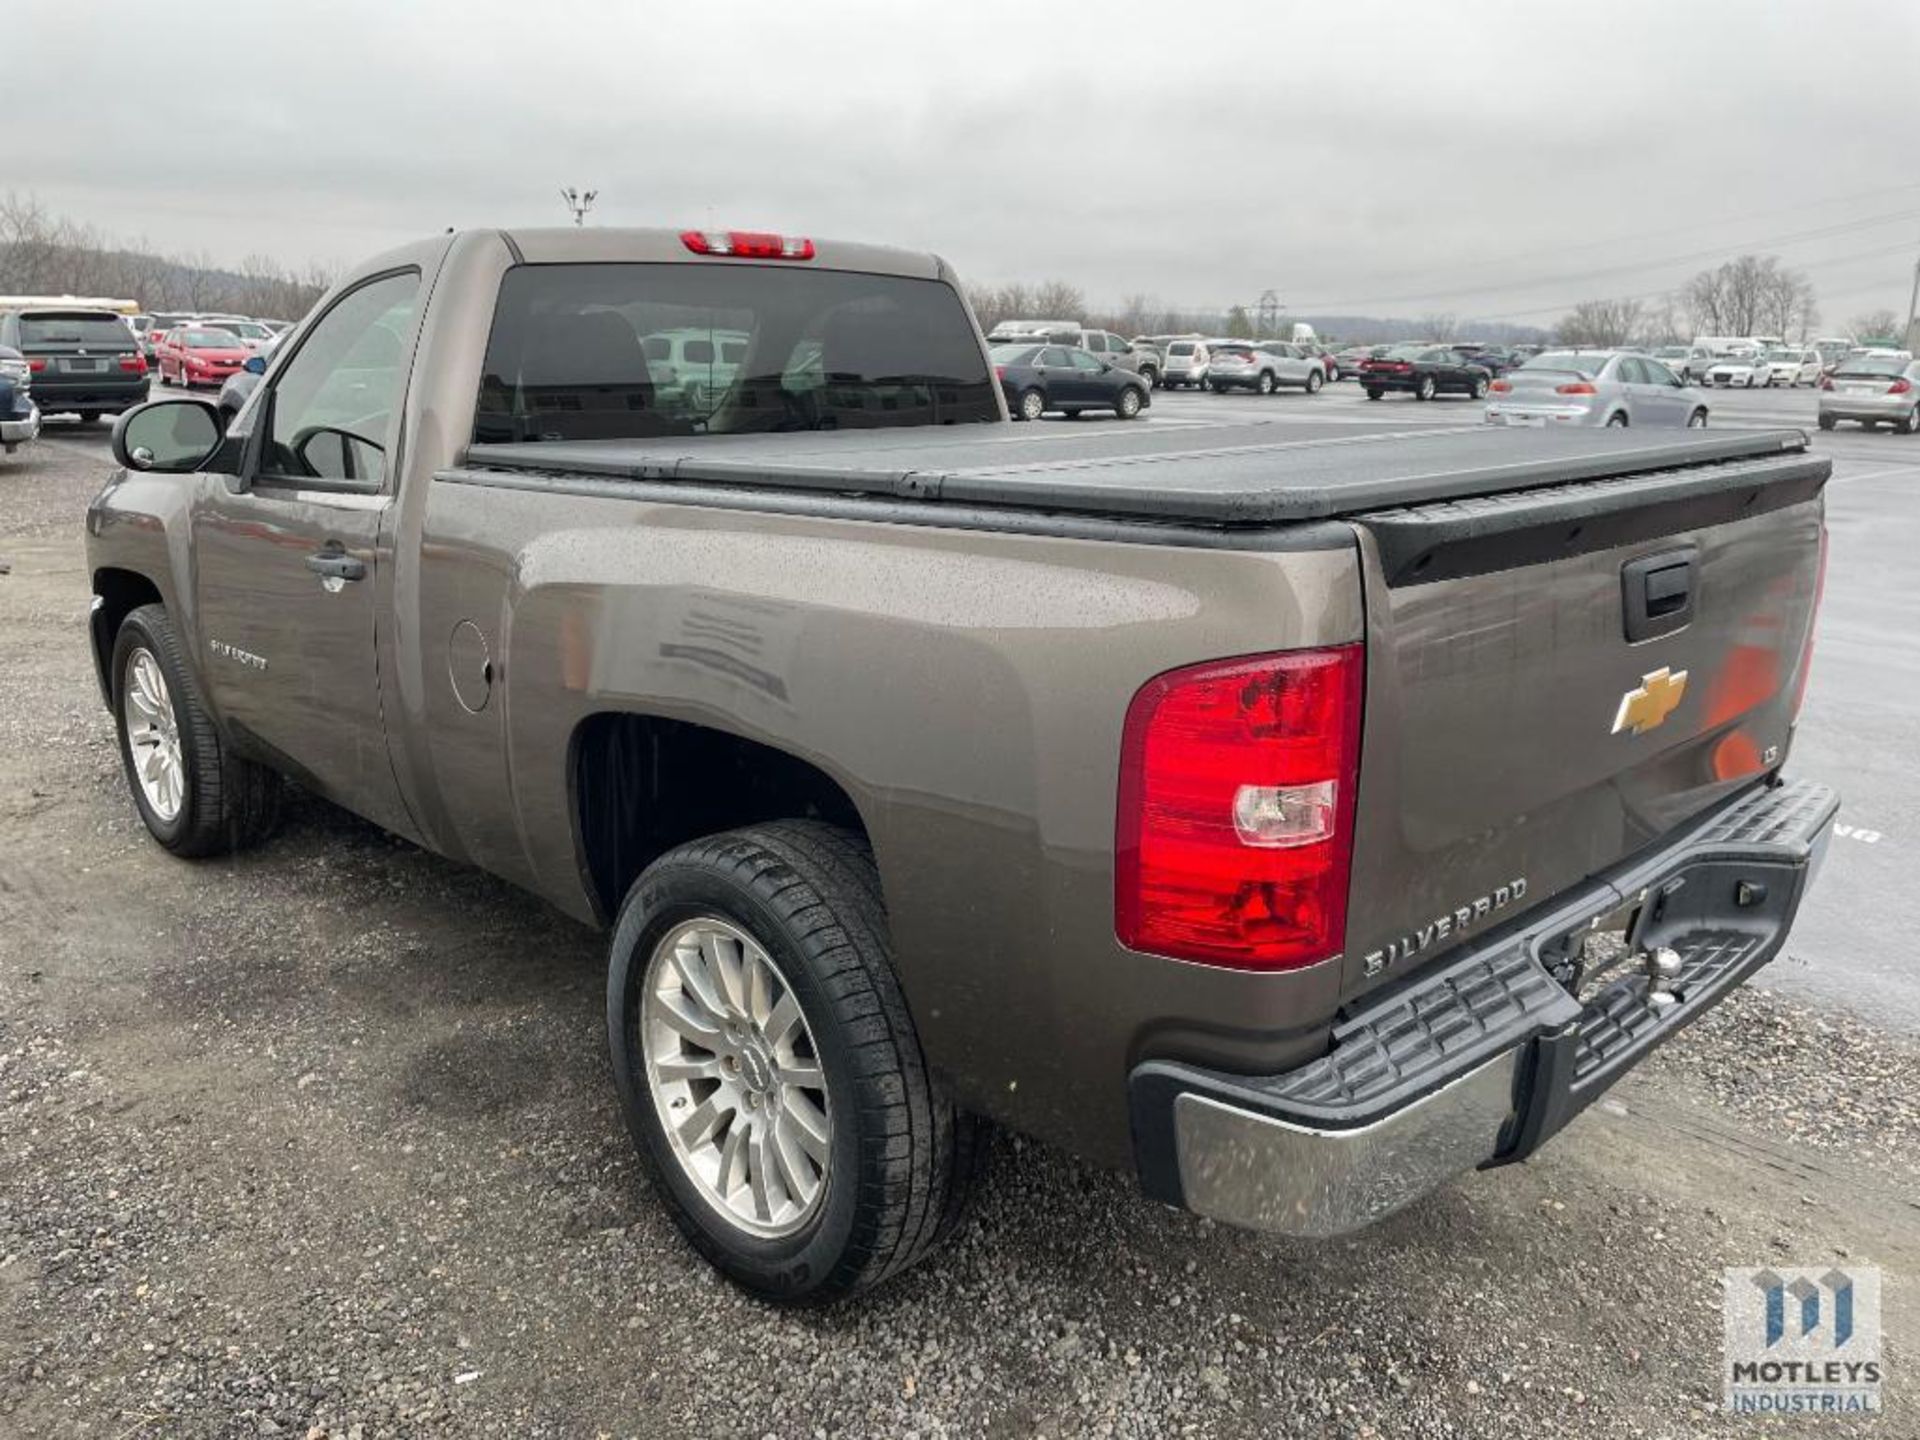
xmin=1484 ymin=350 xmax=1709 ymax=429
xmin=1817 ymin=356 xmax=1920 ymax=433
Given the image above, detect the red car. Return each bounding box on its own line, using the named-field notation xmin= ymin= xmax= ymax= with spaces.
xmin=159 ymin=327 xmax=250 ymax=390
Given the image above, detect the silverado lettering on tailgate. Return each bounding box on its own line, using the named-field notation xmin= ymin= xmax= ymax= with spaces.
xmin=1362 ymin=877 xmax=1528 ymax=977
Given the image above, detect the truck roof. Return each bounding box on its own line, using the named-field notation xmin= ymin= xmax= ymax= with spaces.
xmin=494 ymin=226 xmax=950 ymax=281
xmin=465 ymin=423 xmax=1815 ymax=526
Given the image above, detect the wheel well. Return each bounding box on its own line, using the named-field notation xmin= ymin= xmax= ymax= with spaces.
xmin=571 ymin=712 xmax=868 ymax=923
xmin=89 ymin=568 xmax=163 ymax=701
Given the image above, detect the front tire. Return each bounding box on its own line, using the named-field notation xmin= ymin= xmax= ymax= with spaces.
xmin=1470 ymin=377 xmax=1489 ymax=400
xmin=1365 ymin=388 xmax=1384 ymax=401
xmin=1017 ymin=388 xmax=1045 ymax=422
xmin=1305 ymin=369 xmax=1324 ymax=394
xmin=607 ymin=822 xmax=986 ymax=1304
xmin=1116 ymin=386 xmax=1143 ymax=419
xmin=1817 ymin=414 xmax=1837 ymax=431
xmin=1898 ymin=406 xmax=1920 ymax=436
xmin=111 ymin=604 xmax=281 ymax=856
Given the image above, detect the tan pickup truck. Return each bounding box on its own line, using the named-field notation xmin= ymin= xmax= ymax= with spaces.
xmin=85 ymin=226 xmax=1835 ymax=1301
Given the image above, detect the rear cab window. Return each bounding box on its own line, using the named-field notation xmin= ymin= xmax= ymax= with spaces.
xmin=474 ymin=262 xmax=998 ymax=443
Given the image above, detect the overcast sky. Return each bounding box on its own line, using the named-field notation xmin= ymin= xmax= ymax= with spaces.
xmin=16 ymin=2 xmax=1920 ymax=324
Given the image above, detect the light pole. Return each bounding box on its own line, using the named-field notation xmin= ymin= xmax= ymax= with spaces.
xmin=560 ymin=188 xmax=598 ymax=227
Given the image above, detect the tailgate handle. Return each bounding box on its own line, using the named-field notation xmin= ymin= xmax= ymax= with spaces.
xmin=1622 ymin=547 xmax=1698 ymax=642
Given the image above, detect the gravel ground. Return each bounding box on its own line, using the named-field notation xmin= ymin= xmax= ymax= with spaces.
xmin=1 ymin=428 xmax=1914 ymax=1438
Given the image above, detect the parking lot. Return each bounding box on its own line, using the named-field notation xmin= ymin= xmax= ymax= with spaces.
xmin=1 ymin=383 xmax=1915 ymax=1438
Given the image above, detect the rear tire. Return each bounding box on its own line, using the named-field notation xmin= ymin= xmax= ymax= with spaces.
xmin=1606 ymin=411 xmax=1629 ymax=427
xmin=1688 ymin=408 xmax=1709 ymax=429
xmin=1415 ymin=376 xmax=1437 ymax=401
xmin=1256 ymin=371 xmax=1275 ymax=396
xmin=1817 ymin=414 xmax=1837 ymax=431
xmin=1365 ymin=388 xmax=1384 ymax=402
xmin=1140 ymin=366 xmax=1159 ymax=390
xmin=111 ymin=604 xmax=282 ymax=857
xmin=607 ymin=821 xmax=987 ymax=1304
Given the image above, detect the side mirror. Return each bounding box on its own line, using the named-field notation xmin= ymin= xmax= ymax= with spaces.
xmin=243 ymin=354 xmax=267 ymax=375
xmin=111 ymin=398 xmax=224 ymax=474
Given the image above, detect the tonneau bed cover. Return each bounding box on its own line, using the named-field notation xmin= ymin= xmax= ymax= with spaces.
xmin=463 ymin=421 xmax=1817 ymax=526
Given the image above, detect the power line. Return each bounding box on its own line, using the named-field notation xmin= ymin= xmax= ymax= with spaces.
xmin=1294 ymin=207 xmax=1920 ymax=313
xmin=1456 ymin=239 xmax=1920 ymax=323
xmin=1290 ymin=178 xmax=1920 ymax=307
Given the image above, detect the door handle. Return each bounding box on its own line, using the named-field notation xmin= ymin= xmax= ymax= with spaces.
xmin=306 ymin=548 xmax=366 ymax=582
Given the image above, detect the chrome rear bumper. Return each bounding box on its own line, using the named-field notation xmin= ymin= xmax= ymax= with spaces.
xmin=1130 ymin=777 xmax=1838 ymax=1237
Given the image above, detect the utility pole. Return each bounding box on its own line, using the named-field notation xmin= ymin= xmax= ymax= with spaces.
xmin=1906 ymin=239 xmax=1920 ymax=351
xmin=559 ymin=187 xmax=598 ymax=227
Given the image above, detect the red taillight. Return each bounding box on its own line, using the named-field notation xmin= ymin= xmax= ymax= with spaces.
xmin=1555 ymin=381 xmax=1596 ymax=395
xmin=993 ymin=364 xmax=1006 ymax=380
xmin=1116 ymin=645 xmax=1364 ymax=971
xmin=118 ymin=354 xmax=146 ymax=374
xmin=1489 ymin=379 xmax=1512 ymax=393
xmin=27 ymin=357 xmax=47 ymax=373
xmin=680 ymin=229 xmax=815 ymax=260
xmin=1791 ymin=527 xmax=1830 ymax=721
xmin=1818 ymin=375 xmax=1833 ymax=390
xmin=1889 ymin=377 xmax=1913 ymax=395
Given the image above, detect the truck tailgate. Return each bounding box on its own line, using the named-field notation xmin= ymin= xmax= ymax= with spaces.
xmin=1338 ymin=444 xmax=1828 ymax=1000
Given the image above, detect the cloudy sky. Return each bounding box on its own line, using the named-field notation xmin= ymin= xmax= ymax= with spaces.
xmin=16 ymin=2 xmax=1920 ymax=325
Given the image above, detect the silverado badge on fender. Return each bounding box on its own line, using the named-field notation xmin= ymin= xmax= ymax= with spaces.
xmin=1612 ymin=666 xmax=1688 ymax=736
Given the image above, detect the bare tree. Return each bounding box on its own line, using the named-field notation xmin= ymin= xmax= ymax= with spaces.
xmin=1850 ymin=308 xmax=1902 ymax=341
xmin=1418 ymin=312 xmax=1458 ymax=342
xmin=1556 ymin=297 xmax=1643 ymax=347
xmin=0 ymin=191 xmax=332 ymax=321
xmin=1681 ymin=254 xmax=1816 ymax=338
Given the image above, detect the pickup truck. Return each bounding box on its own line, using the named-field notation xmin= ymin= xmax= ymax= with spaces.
xmin=85 ymin=225 xmax=1836 ymax=1303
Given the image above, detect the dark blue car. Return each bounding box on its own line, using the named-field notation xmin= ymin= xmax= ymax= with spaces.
xmin=991 ymin=343 xmax=1151 ymax=421
xmin=0 ymin=344 xmax=41 ymax=454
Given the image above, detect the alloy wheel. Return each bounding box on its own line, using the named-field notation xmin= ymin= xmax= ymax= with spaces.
xmin=640 ymin=916 xmax=832 ymax=1238
xmin=123 ymin=647 xmax=184 ymax=821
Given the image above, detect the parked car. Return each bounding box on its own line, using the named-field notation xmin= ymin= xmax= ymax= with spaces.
xmin=157 ymin=326 xmax=251 ymax=390
xmin=1205 ymin=341 xmax=1326 ymax=395
xmin=0 ymin=305 xmax=149 ymax=421
xmin=1763 ymin=347 xmax=1824 ymax=388
xmin=87 ymin=224 xmax=1834 ymax=1306
xmin=988 ymin=324 xmax=1157 ymax=385
xmin=1817 ymin=355 xmax=1920 ymax=433
xmin=1360 ymin=344 xmax=1491 ymax=400
xmin=216 ymin=334 xmax=281 ymax=418
xmin=993 ymin=342 xmax=1149 ymax=420
xmin=1330 ymin=344 xmax=1384 ymax=380
xmin=1485 ymin=350 xmax=1709 ymax=429
xmin=1159 ymin=338 xmax=1210 ymax=389
xmin=1455 ymin=344 xmax=1519 ymax=376
xmin=0 ymin=343 xmax=40 ymax=453
xmin=1650 ymin=345 xmax=1710 ymax=382
xmin=1700 ymin=348 xmax=1770 ymax=388
xmin=192 ymin=317 xmax=276 ymax=352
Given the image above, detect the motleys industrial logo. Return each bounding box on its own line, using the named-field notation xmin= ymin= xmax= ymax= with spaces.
xmin=1724 ymin=1265 xmax=1882 ymax=1414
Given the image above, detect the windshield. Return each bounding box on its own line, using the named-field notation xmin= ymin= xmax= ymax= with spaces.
xmin=1765 ymin=349 xmax=1799 ymax=362
xmin=18 ymin=313 xmax=133 ymax=347
xmin=474 ymin=262 xmax=997 ymax=443
xmin=1653 ymin=347 xmax=1688 ymax=358
xmin=1523 ymin=352 xmax=1611 ymax=377
xmin=180 ymin=329 xmax=242 ymax=348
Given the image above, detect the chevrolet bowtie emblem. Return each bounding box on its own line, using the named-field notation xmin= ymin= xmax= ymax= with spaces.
xmin=1612 ymin=666 xmax=1689 ymax=736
